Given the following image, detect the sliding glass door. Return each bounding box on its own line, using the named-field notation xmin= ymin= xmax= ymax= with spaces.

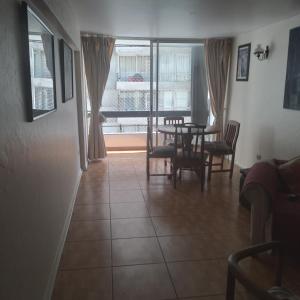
xmin=98 ymin=38 xmax=204 ymax=149
xmin=150 ymin=41 xmax=204 ymax=145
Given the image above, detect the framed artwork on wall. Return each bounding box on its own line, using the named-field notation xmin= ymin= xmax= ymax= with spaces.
xmin=236 ymin=43 xmax=251 ymax=81
xmin=22 ymin=2 xmax=57 ymax=121
xmin=284 ymin=27 xmax=300 ymax=111
xmin=60 ymin=39 xmax=74 ymax=102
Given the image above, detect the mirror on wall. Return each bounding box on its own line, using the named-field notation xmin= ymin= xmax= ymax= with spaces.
xmin=23 ymin=3 xmax=56 ymax=121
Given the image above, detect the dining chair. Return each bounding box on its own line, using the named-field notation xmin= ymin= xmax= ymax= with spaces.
xmin=163 ymin=116 xmax=184 ymax=167
xmin=226 ymin=241 xmax=299 ymax=300
xmin=163 ymin=116 xmax=184 ymax=145
xmin=205 ymin=120 xmax=240 ymax=180
xmin=146 ymin=117 xmax=175 ymax=179
xmin=172 ymin=123 xmax=207 ymax=191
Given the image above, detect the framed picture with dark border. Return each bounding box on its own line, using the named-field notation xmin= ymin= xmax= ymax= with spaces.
xmin=22 ymin=2 xmax=57 ymax=121
xmin=284 ymin=27 xmax=300 ymax=111
xmin=236 ymin=43 xmax=251 ymax=81
xmin=60 ymin=39 xmax=73 ymax=102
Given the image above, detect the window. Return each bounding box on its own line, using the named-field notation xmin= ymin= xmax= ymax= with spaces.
xmin=175 ymin=91 xmax=189 ymax=110
xmin=85 ymin=39 xmax=200 ymax=135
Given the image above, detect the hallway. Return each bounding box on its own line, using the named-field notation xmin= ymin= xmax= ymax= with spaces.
xmin=52 ymin=152 xmax=257 ymax=299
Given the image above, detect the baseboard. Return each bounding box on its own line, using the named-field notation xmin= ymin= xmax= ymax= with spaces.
xmin=106 ymin=146 xmax=146 ymax=151
xmin=43 ymin=169 xmax=82 ymax=300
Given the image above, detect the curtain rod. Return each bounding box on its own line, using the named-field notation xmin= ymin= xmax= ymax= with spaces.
xmin=80 ymin=31 xmax=206 ymax=43
xmin=81 ymin=31 xmax=115 ymax=38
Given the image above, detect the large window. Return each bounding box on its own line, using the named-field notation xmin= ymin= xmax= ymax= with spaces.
xmin=85 ymin=39 xmax=202 ymax=134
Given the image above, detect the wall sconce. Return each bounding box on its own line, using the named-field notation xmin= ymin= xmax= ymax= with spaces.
xmin=253 ymin=44 xmax=269 ymax=60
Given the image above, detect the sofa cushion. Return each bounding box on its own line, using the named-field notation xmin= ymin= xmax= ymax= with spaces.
xmin=278 ymin=156 xmax=300 ymax=195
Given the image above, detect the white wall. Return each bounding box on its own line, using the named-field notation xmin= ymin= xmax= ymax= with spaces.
xmin=228 ymin=14 xmax=300 ymax=168
xmin=0 ymin=1 xmax=81 ymax=299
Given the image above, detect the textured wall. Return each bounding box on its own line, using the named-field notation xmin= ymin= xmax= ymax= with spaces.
xmin=0 ymin=0 xmax=81 ymax=299
xmin=228 ymin=13 xmax=300 ymax=168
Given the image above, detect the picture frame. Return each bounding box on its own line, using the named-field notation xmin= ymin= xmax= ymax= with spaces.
xmin=22 ymin=2 xmax=57 ymax=121
xmin=60 ymin=39 xmax=74 ymax=102
xmin=284 ymin=26 xmax=300 ymax=111
xmin=236 ymin=43 xmax=251 ymax=81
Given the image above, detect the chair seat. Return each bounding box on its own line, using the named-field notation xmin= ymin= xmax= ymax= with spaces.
xmin=204 ymin=141 xmax=232 ymax=154
xmin=150 ymin=145 xmax=175 ymax=158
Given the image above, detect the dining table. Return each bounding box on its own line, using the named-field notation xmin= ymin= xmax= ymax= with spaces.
xmin=157 ymin=124 xmax=220 ymax=136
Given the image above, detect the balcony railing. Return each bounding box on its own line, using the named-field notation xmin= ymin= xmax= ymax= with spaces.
xmin=101 ymin=110 xmax=191 ymax=134
xmin=117 ymin=72 xmax=191 ymax=82
xmin=103 ymin=123 xmax=147 ymax=134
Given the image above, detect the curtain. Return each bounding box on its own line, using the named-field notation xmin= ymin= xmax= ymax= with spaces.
xmin=82 ymin=36 xmax=115 ymax=160
xmin=191 ymin=45 xmax=208 ymax=125
xmin=205 ymin=38 xmax=232 ymax=139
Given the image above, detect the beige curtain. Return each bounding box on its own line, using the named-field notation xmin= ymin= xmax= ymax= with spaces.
xmin=205 ymin=38 xmax=232 ymax=139
xmin=82 ymin=36 xmax=115 ymax=160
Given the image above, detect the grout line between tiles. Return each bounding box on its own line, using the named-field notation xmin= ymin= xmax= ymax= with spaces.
xmin=144 ymin=193 xmax=180 ymax=299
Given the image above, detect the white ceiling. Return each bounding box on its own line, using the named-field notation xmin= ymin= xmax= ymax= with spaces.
xmin=71 ymin=0 xmax=300 ymax=38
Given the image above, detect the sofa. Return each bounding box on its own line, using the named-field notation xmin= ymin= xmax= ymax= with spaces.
xmin=241 ymin=157 xmax=300 ymax=250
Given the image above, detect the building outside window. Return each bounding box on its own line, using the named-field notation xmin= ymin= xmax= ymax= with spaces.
xmin=99 ymin=39 xmax=193 ymax=134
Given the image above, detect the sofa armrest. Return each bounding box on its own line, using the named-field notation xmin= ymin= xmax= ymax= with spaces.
xmin=241 ymin=162 xmax=281 ymax=245
xmin=242 ymin=184 xmax=272 ymax=245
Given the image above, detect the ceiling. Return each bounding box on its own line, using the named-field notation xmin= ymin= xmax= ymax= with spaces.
xmin=71 ymin=0 xmax=300 ymax=38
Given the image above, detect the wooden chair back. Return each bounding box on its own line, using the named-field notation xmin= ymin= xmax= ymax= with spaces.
xmin=147 ymin=117 xmax=153 ymax=153
xmin=224 ymin=120 xmax=240 ymax=150
xmin=174 ymin=123 xmax=206 ymax=161
xmin=164 ymin=116 xmax=184 ymax=142
xmin=164 ymin=116 xmax=184 ymax=125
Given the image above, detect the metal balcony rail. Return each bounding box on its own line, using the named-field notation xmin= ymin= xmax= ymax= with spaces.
xmin=102 ymin=123 xmax=147 ymax=134
xmin=116 ymin=72 xmax=191 ymax=82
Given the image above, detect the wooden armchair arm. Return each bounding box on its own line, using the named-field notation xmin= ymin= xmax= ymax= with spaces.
xmin=226 ymin=241 xmax=284 ymax=300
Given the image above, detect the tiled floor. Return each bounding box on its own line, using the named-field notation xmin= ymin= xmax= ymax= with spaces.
xmin=52 ymin=152 xmax=300 ymax=300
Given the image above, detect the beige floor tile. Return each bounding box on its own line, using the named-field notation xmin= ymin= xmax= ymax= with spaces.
xmin=179 ymin=296 xmax=224 ymax=300
xmin=51 ymin=153 xmax=300 ymax=300
xmin=72 ymin=204 xmax=110 ymax=221
xmin=159 ymin=235 xmax=248 ymax=262
xmin=76 ymin=188 xmax=110 ymax=204
xmin=66 ymin=220 xmax=111 ymax=241
xmin=113 ymin=263 xmax=176 ymax=300
xmin=112 ymin=237 xmax=164 ymax=266
xmin=110 ymin=202 xmax=149 ymax=219
xmin=79 ymin=180 xmax=109 ymax=191
xmin=146 ymin=198 xmax=201 ymax=217
xmin=111 ymin=218 xmax=155 ymax=238
xmin=52 ymin=268 xmax=112 ymax=300
xmin=151 ymin=215 xmax=207 ymax=236
xmin=110 ymin=189 xmax=144 ymax=203
xmin=109 ymin=170 xmax=137 ymax=181
xmin=59 ymin=240 xmax=111 ymax=270
xmin=181 ymin=294 xmax=248 ymax=300
xmin=168 ymin=260 xmax=227 ymax=298
xmin=109 ymin=179 xmax=140 ymax=190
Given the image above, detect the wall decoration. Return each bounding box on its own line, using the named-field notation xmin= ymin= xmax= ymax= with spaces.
xmin=236 ymin=43 xmax=251 ymax=81
xmin=23 ymin=2 xmax=57 ymax=121
xmin=284 ymin=27 xmax=300 ymax=111
xmin=60 ymin=39 xmax=74 ymax=102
